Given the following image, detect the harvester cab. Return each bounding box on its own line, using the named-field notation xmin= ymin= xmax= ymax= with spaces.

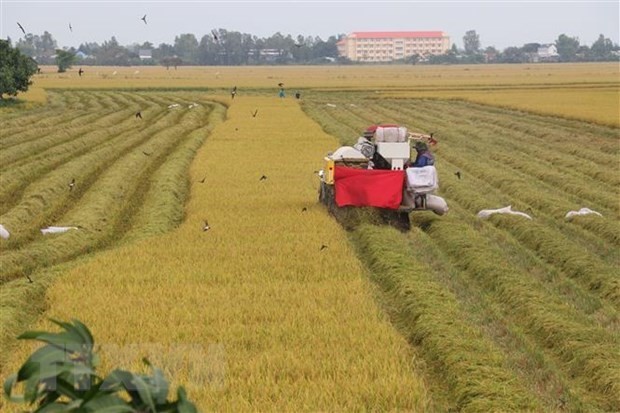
xmin=318 ymin=124 xmax=448 ymax=228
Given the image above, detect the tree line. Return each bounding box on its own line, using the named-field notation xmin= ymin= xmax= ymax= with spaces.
xmin=10 ymin=29 xmax=341 ymax=67
xmin=6 ymin=28 xmax=620 ymax=68
xmin=427 ymin=30 xmax=619 ymax=64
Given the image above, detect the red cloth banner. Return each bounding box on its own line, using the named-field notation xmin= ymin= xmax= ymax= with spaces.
xmin=334 ymin=166 xmax=405 ymax=209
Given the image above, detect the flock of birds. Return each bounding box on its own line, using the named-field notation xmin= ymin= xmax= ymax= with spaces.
xmin=17 ymin=15 xmax=224 ymax=47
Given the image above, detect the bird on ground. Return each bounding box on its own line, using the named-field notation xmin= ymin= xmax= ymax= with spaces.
xmin=0 ymin=224 xmax=10 ymax=240
xmin=68 ymin=178 xmax=75 ymax=191
xmin=40 ymin=226 xmax=80 ymax=234
xmin=211 ymin=29 xmax=219 ymax=42
xmin=477 ymin=205 xmax=532 ymax=220
xmin=251 ymin=109 xmax=258 ymax=117
xmin=141 ymin=14 xmax=147 ymax=24
xmin=565 ymin=207 xmax=603 ymax=220
xmin=78 ymin=68 xmax=84 ymax=76
xmin=455 ymin=171 xmax=461 ymax=180
xmin=26 ymin=275 xmax=34 ymax=283
xmin=199 ymin=176 xmax=206 ymax=183
xmin=278 ymin=82 xmax=284 ymax=87
xmin=320 ymin=244 xmax=328 ymax=251
xmin=17 ymin=22 xmax=26 ymax=34
xmin=135 ymin=111 xmax=142 ymax=119
xmin=142 ymin=151 xmax=152 ymax=156
xmin=69 ymin=23 xmax=73 ymax=32
xmin=301 ymin=207 xmax=307 ymax=212
xmin=259 ymin=175 xmax=267 ymax=181
xmin=203 ymin=220 xmax=211 ymax=231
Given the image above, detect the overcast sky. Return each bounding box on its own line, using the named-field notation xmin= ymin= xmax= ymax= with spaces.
xmin=1 ymin=1 xmax=618 ymax=50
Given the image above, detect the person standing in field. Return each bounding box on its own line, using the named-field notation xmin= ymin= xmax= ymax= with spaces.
xmin=279 ymin=87 xmax=285 ymax=98
xmin=231 ymin=86 xmax=237 ymax=99
xmin=295 ymin=91 xmax=301 ymax=99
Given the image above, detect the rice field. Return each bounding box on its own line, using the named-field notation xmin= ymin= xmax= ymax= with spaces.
xmin=1 ymin=64 xmax=618 ymax=412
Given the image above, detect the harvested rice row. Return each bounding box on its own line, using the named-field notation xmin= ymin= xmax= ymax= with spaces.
xmin=435 ymin=145 xmax=618 ymax=256
xmin=0 ymin=91 xmax=121 ymax=145
xmin=0 ymin=95 xmax=217 ymax=283
xmin=398 ymin=100 xmax=620 ymax=187
xmin=0 ymin=92 xmax=149 ymax=168
xmin=2 ymin=98 xmax=179 ymax=219
xmin=417 ymin=215 xmax=620 ymax=411
xmin=353 ymin=224 xmax=542 ymax=412
xmin=432 ymin=155 xmax=620 ymax=306
xmin=378 ymin=99 xmax=620 ymax=189
xmin=402 ymin=217 xmax=607 ymax=411
xmin=0 ymin=95 xmax=177 ymax=211
xmin=436 ymin=165 xmax=618 ymax=277
xmin=0 ymin=105 xmax=189 ymax=248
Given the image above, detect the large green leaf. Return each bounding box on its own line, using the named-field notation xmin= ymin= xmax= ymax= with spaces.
xmin=176 ymin=387 xmax=199 ymax=413
xmin=23 ymin=372 xmax=44 ymax=404
xmin=18 ymin=330 xmax=86 ymax=352
xmin=82 ymin=393 xmax=135 ymax=413
xmin=50 ymin=319 xmax=94 ymax=348
xmin=17 ymin=346 xmax=67 ymax=380
xmin=150 ymin=367 xmax=170 ymax=405
xmin=3 ymin=374 xmax=25 ymax=403
xmin=5 ymin=319 xmax=200 ymax=413
xmin=141 ymin=359 xmax=169 ymax=405
xmin=129 ymin=374 xmax=156 ymax=412
xmin=35 ymin=401 xmax=77 ymax=413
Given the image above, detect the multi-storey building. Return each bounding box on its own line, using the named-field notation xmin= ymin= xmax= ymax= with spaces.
xmin=337 ymin=31 xmax=450 ymax=62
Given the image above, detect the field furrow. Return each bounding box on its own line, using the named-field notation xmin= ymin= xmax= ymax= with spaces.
xmin=0 ymin=93 xmax=219 ymax=283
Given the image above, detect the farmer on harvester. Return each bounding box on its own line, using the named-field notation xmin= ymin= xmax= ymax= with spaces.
xmin=409 ymin=141 xmax=435 ymax=167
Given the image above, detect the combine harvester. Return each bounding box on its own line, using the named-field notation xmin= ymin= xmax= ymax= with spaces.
xmin=318 ymin=124 xmax=448 ymax=230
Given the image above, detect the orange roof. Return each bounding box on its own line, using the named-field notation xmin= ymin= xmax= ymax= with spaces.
xmin=349 ymin=31 xmax=445 ymax=39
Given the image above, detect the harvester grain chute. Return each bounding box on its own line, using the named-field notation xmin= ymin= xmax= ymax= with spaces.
xmin=318 ymin=124 xmax=448 ymax=230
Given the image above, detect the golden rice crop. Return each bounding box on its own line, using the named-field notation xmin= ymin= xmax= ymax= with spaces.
xmin=1 ymin=96 xmax=431 ymax=411
xmin=2 ymin=61 xmax=618 ymax=411
xmin=24 ymin=62 xmax=620 ymax=127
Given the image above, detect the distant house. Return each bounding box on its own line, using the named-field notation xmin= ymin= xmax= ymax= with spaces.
xmin=139 ymin=49 xmax=153 ymax=60
xmin=537 ymin=44 xmax=558 ymax=61
xmin=247 ymin=48 xmax=291 ymax=62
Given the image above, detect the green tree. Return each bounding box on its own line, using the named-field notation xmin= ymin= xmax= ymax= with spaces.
xmin=4 ymin=319 xmax=198 ymax=412
xmin=55 ymin=49 xmax=77 ymax=72
xmin=95 ymin=36 xmax=132 ymax=65
xmin=555 ymin=34 xmax=580 ymax=61
xmin=174 ymin=33 xmax=199 ymax=64
xmin=590 ymin=34 xmax=615 ymax=61
xmin=463 ymin=30 xmax=480 ymax=55
xmin=0 ymin=39 xmax=38 ymax=100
